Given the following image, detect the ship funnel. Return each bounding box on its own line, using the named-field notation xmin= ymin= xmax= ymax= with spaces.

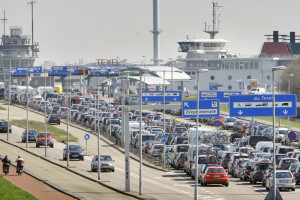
xmin=273 ymin=31 xmax=279 ymax=42
xmin=290 ymin=32 xmax=295 ymax=43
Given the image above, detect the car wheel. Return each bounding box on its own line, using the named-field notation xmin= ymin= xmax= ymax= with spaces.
xmin=200 ymin=180 xmax=203 ymax=186
xmin=81 ymin=158 xmax=84 ymax=161
xmin=58 ymin=123 xmax=60 ymax=125
xmin=191 ymin=175 xmax=194 ymax=180
xmin=253 ymin=180 xmax=256 ymax=184
xmin=203 ymin=181 xmax=207 ymax=186
xmin=225 ymin=182 xmax=229 ymax=187
xmin=51 ymin=144 xmax=54 ymax=148
xmin=112 ymin=169 xmax=115 ymax=172
xmin=9 ymin=130 xmax=12 ymax=133
xmin=63 ymin=156 xmax=66 ymax=161
xmin=250 ymin=180 xmax=253 ymax=184
xmin=266 ymin=187 xmax=269 ymax=191
xmin=292 ymin=188 xmax=295 ymax=191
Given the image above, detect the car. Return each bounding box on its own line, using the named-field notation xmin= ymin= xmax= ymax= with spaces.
xmin=63 ymin=145 xmax=84 ymax=161
xmin=0 ymin=121 xmax=12 ymax=133
xmin=266 ymin=170 xmax=295 ymax=191
xmin=21 ymin=129 xmax=38 ymax=143
xmin=91 ymin=155 xmax=115 ymax=172
xmin=294 ymin=165 xmax=300 ymax=185
xmin=222 ymin=117 xmax=237 ymax=130
xmin=47 ymin=114 xmax=61 ymax=125
xmin=249 ymin=160 xmax=272 ymax=184
xmin=36 ymin=132 xmax=54 ymax=148
xmin=200 ymin=166 xmax=229 ymax=187
xmin=278 ymin=158 xmax=299 ymax=170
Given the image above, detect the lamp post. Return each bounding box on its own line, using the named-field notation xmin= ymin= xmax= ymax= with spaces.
xmin=169 ymin=58 xmax=173 ymax=91
xmin=26 ymin=68 xmax=34 ymax=148
xmin=272 ymin=66 xmax=286 ymax=200
xmin=7 ymin=57 xmax=11 ymax=141
xmin=163 ymin=70 xmax=166 ymax=169
xmin=108 ymin=71 xmax=114 ymax=137
xmin=287 ymin=73 xmax=294 ymax=145
xmin=195 ymin=69 xmax=208 ymax=200
xmin=44 ymin=69 xmax=48 ymax=157
xmin=139 ymin=68 xmax=149 ymax=195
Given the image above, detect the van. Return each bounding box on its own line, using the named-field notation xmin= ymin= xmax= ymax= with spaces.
xmin=255 ymin=141 xmax=273 ymax=151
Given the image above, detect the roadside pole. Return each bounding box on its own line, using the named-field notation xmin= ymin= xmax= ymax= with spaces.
xmin=124 ymin=106 xmax=130 ymax=191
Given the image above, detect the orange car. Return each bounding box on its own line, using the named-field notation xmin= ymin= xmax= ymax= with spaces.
xmin=201 ymin=166 xmax=229 ymax=187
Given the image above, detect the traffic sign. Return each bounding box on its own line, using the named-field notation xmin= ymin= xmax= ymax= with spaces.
xmin=229 ymin=94 xmax=297 ymax=117
xmin=12 ymin=66 xmax=42 ymax=76
xmin=84 ymin=133 xmax=90 ymax=140
xmin=182 ymin=100 xmax=220 ymax=118
xmin=142 ymin=91 xmax=182 ymax=102
xmin=199 ymin=91 xmax=241 ymax=102
xmin=161 ymin=135 xmax=168 ymax=143
xmin=288 ymin=132 xmax=296 ymax=140
xmin=48 ymin=66 xmax=78 ymax=76
xmin=215 ymin=121 xmax=221 ymax=127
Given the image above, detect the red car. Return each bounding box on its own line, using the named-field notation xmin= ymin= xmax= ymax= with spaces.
xmin=36 ymin=132 xmax=54 ymax=148
xmin=213 ymin=116 xmax=224 ymax=126
xmin=201 ymin=166 xmax=229 ymax=187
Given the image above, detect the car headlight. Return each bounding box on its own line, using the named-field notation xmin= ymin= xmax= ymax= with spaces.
xmin=79 ymin=153 xmax=83 ymax=155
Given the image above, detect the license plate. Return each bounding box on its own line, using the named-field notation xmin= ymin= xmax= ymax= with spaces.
xmin=102 ymin=166 xmax=109 ymax=168
xmin=213 ymin=175 xmax=221 ymax=177
xmin=279 ymin=180 xmax=288 ymax=183
xmin=72 ymin=155 xmax=78 ymax=157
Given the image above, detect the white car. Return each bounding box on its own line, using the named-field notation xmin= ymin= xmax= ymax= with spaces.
xmin=266 ymin=170 xmax=295 ymax=191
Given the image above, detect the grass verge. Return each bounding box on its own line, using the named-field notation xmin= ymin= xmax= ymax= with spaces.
xmin=0 ymin=176 xmax=37 ymax=200
xmin=10 ymin=120 xmax=78 ymax=143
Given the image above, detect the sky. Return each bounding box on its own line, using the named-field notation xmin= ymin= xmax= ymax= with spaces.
xmin=1 ymin=0 xmax=300 ymax=66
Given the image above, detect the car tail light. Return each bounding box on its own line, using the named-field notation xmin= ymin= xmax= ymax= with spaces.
xmin=206 ymin=174 xmax=210 ymax=177
xmin=152 ymin=150 xmax=155 ymax=153
xmin=281 ymin=165 xmax=284 ymax=168
xmin=292 ymin=178 xmax=295 ymax=183
xmin=255 ymin=172 xmax=259 ymax=177
xmin=298 ymin=173 xmax=300 ymax=176
xmin=246 ymin=169 xmax=249 ymax=172
xmin=145 ymin=146 xmax=148 ymax=149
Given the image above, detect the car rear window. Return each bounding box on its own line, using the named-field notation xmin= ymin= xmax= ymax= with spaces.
xmin=177 ymin=146 xmax=189 ymax=152
xmin=276 ymin=172 xmax=292 ymax=178
xmin=208 ymin=168 xmax=225 ymax=173
xmin=51 ymin=115 xmax=60 ymax=119
xmin=283 ymin=159 xmax=298 ymax=164
xmin=279 ymin=148 xmax=294 ymax=154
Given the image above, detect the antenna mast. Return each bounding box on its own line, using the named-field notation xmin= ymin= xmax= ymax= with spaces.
xmin=27 ymin=1 xmax=36 ymax=57
xmin=1 ymin=10 xmax=8 ymax=39
xmin=204 ymin=2 xmax=222 ymax=39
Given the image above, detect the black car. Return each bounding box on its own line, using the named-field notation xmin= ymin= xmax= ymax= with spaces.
xmin=63 ymin=145 xmax=84 ymax=161
xmin=0 ymin=121 xmax=12 ymax=133
xmin=48 ymin=114 xmax=61 ymax=125
xmin=21 ymin=129 xmax=38 ymax=142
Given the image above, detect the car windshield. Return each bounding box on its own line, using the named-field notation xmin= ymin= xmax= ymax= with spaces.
xmin=226 ymin=118 xmax=236 ymax=122
xmin=154 ymin=145 xmax=163 ymax=150
xmin=0 ymin=122 xmax=7 ymax=126
xmin=276 ymin=172 xmax=292 ymax=178
xmin=99 ymin=155 xmax=112 ymax=161
xmin=142 ymin=135 xmax=155 ymax=142
xmin=69 ymin=145 xmax=81 ymax=150
xmin=177 ymin=146 xmax=189 ymax=152
xmin=177 ymin=138 xmax=188 ymax=144
xmin=283 ymin=159 xmax=298 ymax=164
xmin=50 ymin=115 xmax=60 ymax=119
xmin=24 ymin=130 xmax=37 ymax=135
xmin=208 ymin=168 xmax=225 ymax=173
xmin=279 ymin=148 xmax=294 ymax=154
xmin=38 ymin=133 xmax=51 ymax=137
xmin=198 ymin=157 xmax=207 ymax=164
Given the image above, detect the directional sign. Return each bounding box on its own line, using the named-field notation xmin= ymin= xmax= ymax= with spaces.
xmin=229 ymin=94 xmax=297 ymax=117
xmin=142 ymin=91 xmax=182 ymax=102
xmin=199 ymin=91 xmax=241 ymax=102
xmin=288 ymin=132 xmax=296 ymax=140
xmin=48 ymin=66 xmax=78 ymax=76
xmin=89 ymin=68 xmax=114 ymax=76
xmin=182 ymin=100 xmax=220 ymax=118
xmin=12 ymin=66 xmax=42 ymax=76
xmin=161 ymin=135 xmax=168 ymax=143
xmin=84 ymin=133 xmax=90 ymax=140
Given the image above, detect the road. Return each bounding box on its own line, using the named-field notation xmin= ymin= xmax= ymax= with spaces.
xmin=0 ymin=102 xmax=299 ymax=200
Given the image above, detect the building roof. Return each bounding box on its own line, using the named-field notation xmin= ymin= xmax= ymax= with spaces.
xmin=139 ymin=66 xmax=191 ymax=81
xmin=129 ymin=74 xmax=170 ymax=85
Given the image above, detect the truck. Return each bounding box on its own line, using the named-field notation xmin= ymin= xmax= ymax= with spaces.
xmin=36 ymin=86 xmax=55 ymax=98
xmin=248 ymin=87 xmax=266 ymax=94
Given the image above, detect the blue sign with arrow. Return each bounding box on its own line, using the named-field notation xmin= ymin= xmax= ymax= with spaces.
xmin=12 ymin=66 xmax=43 ymax=76
xmin=199 ymin=91 xmax=241 ymax=102
xmin=48 ymin=66 xmax=78 ymax=76
xmin=182 ymin=100 xmax=220 ymax=118
xmin=142 ymin=91 xmax=182 ymax=102
xmin=84 ymin=133 xmax=90 ymax=140
xmin=229 ymin=94 xmax=297 ymax=117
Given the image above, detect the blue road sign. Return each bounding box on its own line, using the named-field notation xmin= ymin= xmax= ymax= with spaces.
xmin=12 ymin=66 xmax=42 ymax=76
xmin=229 ymin=94 xmax=297 ymax=117
xmin=182 ymin=100 xmax=220 ymax=118
xmin=288 ymin=132 xmax=296 ymax=140
xmin=215 ymin=121 xmax=221 ymax=127
xmin=84 ymin=134 xmax=90 ymax=140
xmin=89 ymin=68 xmax=114 ymax=76
xmin=199 ymin=91 xmax=241 ymax=103
xmin=48 ymin=66 xmax=78 ymax=76
xmin=161 ymin=135 xmax=168 ymax=143
xmin=142 ymin=91 xmax=182 ymax=102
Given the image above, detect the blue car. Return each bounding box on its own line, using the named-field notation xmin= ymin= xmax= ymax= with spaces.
xmin=63 ymin=145 xmax=84 ymax=161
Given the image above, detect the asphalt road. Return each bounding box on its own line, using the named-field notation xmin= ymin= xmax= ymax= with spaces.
xmin=0 ymin=103 xmax=300 ymax=200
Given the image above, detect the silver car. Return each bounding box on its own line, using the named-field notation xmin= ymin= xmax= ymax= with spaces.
xmin=266 ymin=170 xmax=295 ymax=191
xmin=91 ymin=155 xmax=115 ymax=172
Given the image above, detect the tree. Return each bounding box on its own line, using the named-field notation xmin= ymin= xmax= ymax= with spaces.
xmin=280 ymin=58 xmax=300 ymax=101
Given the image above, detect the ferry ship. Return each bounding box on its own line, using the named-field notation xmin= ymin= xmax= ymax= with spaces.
xmin=174 ymin=2 xmax=299 ymax=94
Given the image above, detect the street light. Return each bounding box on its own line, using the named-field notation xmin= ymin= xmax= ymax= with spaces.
xmin=26 ymin=68 xmax=34 ymax=148
xmin=108 ymin=71 xmax=115 ymax=138
xmin=287 ymin=73 xmax=294 ymax=144
xmin=139 ymin=68 xmax=149 ymax=195
xmin=272 ymin=65 xmax=286 ymax=200
xmin=44 ymin=69 xmax=49 ymax=157
xmin=195 ymin=68 xmax=208 ymax=200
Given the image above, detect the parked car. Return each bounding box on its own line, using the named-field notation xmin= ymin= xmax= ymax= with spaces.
xmin=63 ymin=144 xmax=84 ymax=161
xmin=21 ymin=129 xmax=38 ymax=143
xmin=265 ymin=171 xmax=295 ymax=191
xmin=36 ymin=132 xmax=54 ymax=148
xmin=200 ymin=166 xmax=229 ymax=187
xmin=91 ymin=155 xmax=115 ymax=172
xmin=47 ymin=114 xmax=61 ymax=125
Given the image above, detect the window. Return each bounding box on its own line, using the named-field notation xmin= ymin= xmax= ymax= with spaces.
xmin=194 ymin=85 xmax=198 ymax=90
xmin=266 ymin=75 xmax=271 ymax=80
xmin=254 ymin=62 xmax=258 ymax=69
xmin=228 ymin=85 xmax=232 ymax=90
xmin=228 ymin=75 xmax=232 ymax=80
xmin=177 ymin=86 xmax=182 ymax=90
xmin=225 ymin=62 xmax=229 ymax=70
xmin=35 ymin=81 xmax=38 ymax=86
xmin=247 ymin=85 xmax=251 ymax=90
xmin=210 ymin=76 xmax=215 ymax=80
xmin=247 ymin=75 xmax=252 ymax=80
xmin=235 ymin=62 xmax=239 ymax=70
xmin=230 ymin=62 xmax=234 ymax=70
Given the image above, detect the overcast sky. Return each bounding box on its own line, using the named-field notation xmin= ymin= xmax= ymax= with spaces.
xmin=1 ymin=0 xmax=300 ymax=65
